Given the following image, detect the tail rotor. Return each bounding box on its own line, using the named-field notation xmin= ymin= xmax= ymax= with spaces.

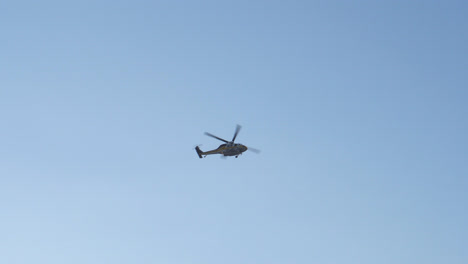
xmin=195 ymin=145 xmax=204 ymax=158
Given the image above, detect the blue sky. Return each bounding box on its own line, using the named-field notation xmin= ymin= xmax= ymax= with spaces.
xmin=1 ymin=1 xmax=467 ymax=263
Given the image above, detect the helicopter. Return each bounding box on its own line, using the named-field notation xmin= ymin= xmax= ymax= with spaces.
xmin=195 ymin=125 xmax=260 ymax=158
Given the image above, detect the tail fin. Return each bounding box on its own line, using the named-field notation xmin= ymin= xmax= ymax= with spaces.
xmin=195 ymin=146 xmax=204 ymax=158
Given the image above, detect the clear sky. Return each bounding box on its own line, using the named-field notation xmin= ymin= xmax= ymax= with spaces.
xmin=1 ymin=1 xmax=467 ymax=263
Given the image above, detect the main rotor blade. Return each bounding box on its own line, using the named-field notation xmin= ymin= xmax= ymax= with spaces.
xmin=204 ymin=132 xmax=229 ymax=143
xmin=247 ymin=146 xmax=261 ymax=154
xmin=232 ymin=124 xmax=241 ymax=142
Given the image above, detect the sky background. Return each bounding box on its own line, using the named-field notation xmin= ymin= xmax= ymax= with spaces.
xmin=1 ymin=1 xmax=467 ymax=263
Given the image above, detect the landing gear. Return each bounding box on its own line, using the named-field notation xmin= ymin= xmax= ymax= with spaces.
xmin=235 ymin=156 xmax=238 ymax=158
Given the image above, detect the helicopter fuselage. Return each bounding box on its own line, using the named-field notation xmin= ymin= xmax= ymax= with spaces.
xmin=196 ymin=143 xmax=247 ymax=158
xmin=218 ymin=143 xmax=248 ymax=156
